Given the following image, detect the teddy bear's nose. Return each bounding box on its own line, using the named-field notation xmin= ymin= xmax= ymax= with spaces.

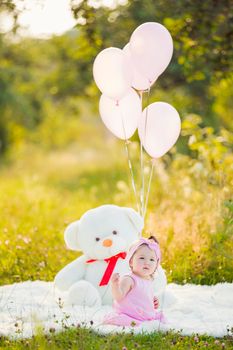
xmin=103 ymin=239 xmax=112 ymax=247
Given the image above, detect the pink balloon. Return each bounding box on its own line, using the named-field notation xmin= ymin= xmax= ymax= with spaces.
xmin=93 ymin=47 xmax=132 ymax=100
xmin=123 ymin=43 xmax=155 ymax=91
xmin=130 ymin=22 xmax=173 ymax=83
xmin=138 ymin=102 xmax=181 ymax=158
xmin=99 ymin=88 xmax=141 ymax=140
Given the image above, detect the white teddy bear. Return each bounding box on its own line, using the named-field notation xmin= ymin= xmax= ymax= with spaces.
xmin=54 ymin=204 xmax=167 ymax=307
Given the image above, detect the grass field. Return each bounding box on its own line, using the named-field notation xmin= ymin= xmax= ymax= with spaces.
xmin=0 ymin=327 xmax=233 ymax=350
xmin=0 ymin=118 xmax=232 ymax=349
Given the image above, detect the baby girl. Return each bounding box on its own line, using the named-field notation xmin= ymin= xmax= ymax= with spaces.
xmin=103 ymin=236 xmax=166 ymax=326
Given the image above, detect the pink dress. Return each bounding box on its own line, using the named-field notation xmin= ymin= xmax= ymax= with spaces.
xmin=103 ymin=272 xmax=166 ymax=327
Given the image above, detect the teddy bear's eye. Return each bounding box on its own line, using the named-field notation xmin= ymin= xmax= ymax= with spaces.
xmin=95 ymin=237 xmax=100 ymax=241
xmin=112 ymin=230 xmax=117 ymax=235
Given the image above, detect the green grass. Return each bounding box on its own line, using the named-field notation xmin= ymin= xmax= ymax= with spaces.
xmin=0 ymin=327 xmax=233 ymax=350
xmin=0 ymin=118 xmax=232 ymax=348
xmin=1 ymin=143 xmax=232 ymax=286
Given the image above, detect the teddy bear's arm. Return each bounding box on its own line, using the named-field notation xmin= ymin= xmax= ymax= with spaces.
xmin=54 ymin=255 xmax=86 ymax=291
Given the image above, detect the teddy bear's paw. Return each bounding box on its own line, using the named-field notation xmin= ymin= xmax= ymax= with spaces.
xmin=67 ymin=280 xmax=102 ymax=308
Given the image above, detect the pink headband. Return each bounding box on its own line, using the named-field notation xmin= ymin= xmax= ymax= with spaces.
xmin=127 ymin=237 xmax=161 ymax=263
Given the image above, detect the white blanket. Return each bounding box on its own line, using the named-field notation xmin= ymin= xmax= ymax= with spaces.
xmin=0 ymin=281 xmax=232 ymax=338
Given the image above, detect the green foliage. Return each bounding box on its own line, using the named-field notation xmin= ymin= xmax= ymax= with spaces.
xmin=144 ymin=114 xmax=233 ymax=285
xmin=211 ymin=74 xmax=233 ymax=131
xmin=0 ymin=327 xmax=233 ymax=349
xmin=0 ymin=0 xmax=233 ymax=154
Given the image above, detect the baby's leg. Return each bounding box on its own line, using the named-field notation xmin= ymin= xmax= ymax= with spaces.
xmin=103 ymin=312 xmax=140 ymax=327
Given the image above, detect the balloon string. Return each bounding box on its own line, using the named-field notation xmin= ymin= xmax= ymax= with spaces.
xmin=140 ymin=136 xmax=144 ymax=217
xmin=143 ymin=159 xmax=155 ymax=219
xmin=145 ymin=85 xmax=151 ymax=141
xmin=124 ymin=140 xmax=140 ymax=214
xmin=119 ymin=104 xmax=140 ymax=213
xmin=139 ymin=91 xmax=144 ymax=217
xmin=140 ymin=85 xmax=151 ymax=217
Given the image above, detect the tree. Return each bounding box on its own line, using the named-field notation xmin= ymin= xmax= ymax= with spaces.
xmin=0 ymin=0 xmax=20 ymax=153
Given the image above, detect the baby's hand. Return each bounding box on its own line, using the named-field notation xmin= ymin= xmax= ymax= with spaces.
xmin=153 ymin=296 xmax=159 ymax=309
xmin=111 ymin=273 xmax=120 ymax=285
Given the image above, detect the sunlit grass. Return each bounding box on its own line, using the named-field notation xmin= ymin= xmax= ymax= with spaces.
xmin=0 ymin=327 xmax=233 ymax=350
xmin=0 ymin=123 xmax=232 ymax=286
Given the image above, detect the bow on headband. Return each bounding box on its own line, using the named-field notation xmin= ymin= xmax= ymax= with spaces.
xmin=127 ymin=237 xmax=161 ymax=263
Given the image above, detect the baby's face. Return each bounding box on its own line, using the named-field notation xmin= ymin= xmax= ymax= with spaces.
xmin=130 ymin=244 xmax=158 ymax=279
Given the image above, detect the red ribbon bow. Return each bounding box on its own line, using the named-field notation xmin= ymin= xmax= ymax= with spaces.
xmin=86 ymin=251 xmax=127 ymax=286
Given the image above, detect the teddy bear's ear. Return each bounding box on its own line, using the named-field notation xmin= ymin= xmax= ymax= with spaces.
xmin=123 ymin=207 xmax=144 ymax=236
xmin=64 ymin=220 xmax=81 ymax=251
